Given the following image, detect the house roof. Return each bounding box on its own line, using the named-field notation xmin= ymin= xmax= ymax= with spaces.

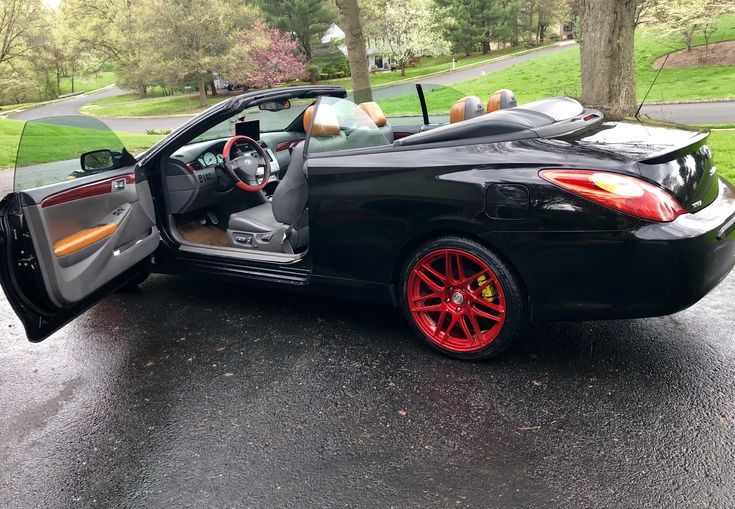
xmin=321 ymin=23 xmax=345 ymax=44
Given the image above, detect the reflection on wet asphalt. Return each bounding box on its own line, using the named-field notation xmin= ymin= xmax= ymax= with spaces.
xmin=1 ymin=272 xmax=734 ymax=508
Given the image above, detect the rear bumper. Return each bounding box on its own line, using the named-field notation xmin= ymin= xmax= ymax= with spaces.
xmin=486 ymin=177 xmax=735 ymax=322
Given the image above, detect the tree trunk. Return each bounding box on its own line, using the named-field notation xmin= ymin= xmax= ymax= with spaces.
xmin=198 ymin=76 xmax=207 ymax=107
xmin=209 ymin=80 xmax=217 ymax=96
xmin=303 ymin=36 xmax=313 ymax=61
xmin=579 ymin=0 xmax=637 ymax=117
xmin=400 ymin=63 xmax=406 ymax=77
xmin=336 ymin=0 xmax=372 ymax=103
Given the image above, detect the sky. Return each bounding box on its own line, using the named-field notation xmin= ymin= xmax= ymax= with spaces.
xmin=43 ymin=0 xmax=61 ymax=9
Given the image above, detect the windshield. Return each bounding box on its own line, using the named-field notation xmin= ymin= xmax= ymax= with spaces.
xmin=14 ymin=116 xmax=162 ymax=192
xmin=190 ymin=98 xmax=313 ymax=144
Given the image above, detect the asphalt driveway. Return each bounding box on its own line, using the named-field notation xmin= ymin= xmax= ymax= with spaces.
xmin=1 ymin=269 xmax=734 ymax=507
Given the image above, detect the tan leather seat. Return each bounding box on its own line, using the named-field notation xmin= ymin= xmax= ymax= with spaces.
xmin=450 ymin=96 xmax=485 ymax=124
xmin=303 ymin=104 xmax=341 ymax=136
xmin=487 ymin=89 xmax=517 ymax=113
xmin=303 ymin=104 xmax=347 ymax=153
xmin=358 ymin=101 xmax=393 ymax=142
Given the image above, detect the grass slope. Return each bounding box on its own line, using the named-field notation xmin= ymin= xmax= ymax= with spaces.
xmin=0 ymin=118 xmax=163 ymax=169
xmin=710 ymin=130 xmax=735 ymax=183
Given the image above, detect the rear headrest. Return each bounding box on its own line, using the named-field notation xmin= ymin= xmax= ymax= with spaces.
xmin=487 ymin=89 xmax=517 ymax=113
xmin=450 ymin=96 xmax=485 ymax=124
xmin=358 ymin=102 xmax=388 ymax=127
xmin=303 ymin=104 xmax=341 ymax=137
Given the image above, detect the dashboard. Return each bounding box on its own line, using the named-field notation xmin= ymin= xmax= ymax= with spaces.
xmin=166 ymin=137 xmax=281 ymax=215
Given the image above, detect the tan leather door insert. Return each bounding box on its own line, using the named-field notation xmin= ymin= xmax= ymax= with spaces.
xmin=53 ymin=223 xmax=118 ymax=257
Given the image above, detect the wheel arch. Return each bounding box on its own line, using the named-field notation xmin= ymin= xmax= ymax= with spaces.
xmin=389 ymin=227 xmax=531 ymax=310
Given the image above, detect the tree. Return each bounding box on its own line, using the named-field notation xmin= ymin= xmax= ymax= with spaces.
xmin=371 ymin=0 xmax=449 ymax=76
xmin=335 ymin=0 xmax=372 ymax=103
xmin=140 ymin=0 xmax=241 ymax=106
xmin=254 ymin=0 xmax=336 ymax=61
xmin=437 ymin=0 xmax=524 ymax=55
xmin=644 ymin=0 xmax=735 ymax=53
xmin=63 ymin=0 xmax=150 ymax=95
xmin=228 ymin=21 xmax=306 ymax=89
xmin=0 ymin=0 xmax=46 ymax=66
xmin=578 ymin=0 xmax=637 ymax=116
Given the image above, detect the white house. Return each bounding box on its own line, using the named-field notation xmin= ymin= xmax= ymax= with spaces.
xmin=321 ymin=23 xmax=391 ymax=71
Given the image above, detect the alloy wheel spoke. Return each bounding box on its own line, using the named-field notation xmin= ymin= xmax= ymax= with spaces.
xmin=471 ymin=304 xmax=503 ymax=322
xmin=454 ymin=254 xmax=466 ymax=284
xmin=467 ymin=311 xmax=485 ymax=340
xmin=459 ymin=315 xmax=476 ymax=345
xmin=471 ymin=293 xmax=505 ymax=314
xmin=433 ymin=311 xmax=449 ymax=342
xmin=415 ymin=266 xmax=445 ymax=292
xmin=412 ymin=303 xmax=444 ymax=313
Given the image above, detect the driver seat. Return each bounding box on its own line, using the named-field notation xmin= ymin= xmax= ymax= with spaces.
xmin=226 ymin=105 xmax=337 ymax=253
xmin=226 ymin=142 xmax=308 ymax=253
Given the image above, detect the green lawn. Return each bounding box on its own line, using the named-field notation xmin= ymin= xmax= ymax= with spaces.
xmin=710 ymin=130 xmax=735 ymax=182
xmin=0 ymin=72 xmax=118 ymax=113
xmin=0 ymin=118 xmax=163 ymax=169
xmin=81 ymin=94 xmax=223 ymax=117
xmin=58 ymin=71 xmax=117 ymax=96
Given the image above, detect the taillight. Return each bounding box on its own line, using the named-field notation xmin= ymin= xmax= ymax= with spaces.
xmin=539 ymin=169 xmax=686 ymax=222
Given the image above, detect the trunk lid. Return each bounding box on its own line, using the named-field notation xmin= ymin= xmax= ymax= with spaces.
xmin=561 ymin=120 xmax=718 ymax=213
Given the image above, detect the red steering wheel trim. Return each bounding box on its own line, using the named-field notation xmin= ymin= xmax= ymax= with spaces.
xmin=222 ymin=135 xmax=270 ymax=192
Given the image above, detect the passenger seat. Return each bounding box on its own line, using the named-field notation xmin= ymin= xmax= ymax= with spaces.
xmin=303 ymin=104 xmax=347 ymax=153
xmin=450 ymin=96 xmax=485 ymax=123
xmin=358 ymin=102 xmax=393 ymax=142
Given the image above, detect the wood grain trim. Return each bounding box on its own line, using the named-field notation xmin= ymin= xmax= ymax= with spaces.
xmin=53 ymin=223 xmax=117 ymax=257
xmin=42 ymin=174 xmax=136 ymax=208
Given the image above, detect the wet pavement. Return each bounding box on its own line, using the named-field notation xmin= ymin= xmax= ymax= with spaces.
xmin=1 ymin=270 xmax=734 ymax=508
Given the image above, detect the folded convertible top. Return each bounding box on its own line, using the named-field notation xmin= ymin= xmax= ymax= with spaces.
xmin=394 ymin=97 xmax=585 ymax=147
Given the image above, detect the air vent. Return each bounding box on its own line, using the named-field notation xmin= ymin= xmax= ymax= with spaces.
xmin=186 ymin=161 xmax=203 ymax=173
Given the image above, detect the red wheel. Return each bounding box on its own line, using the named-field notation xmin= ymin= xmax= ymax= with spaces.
xmin=401 ymin=237 xmax=524 ymax=359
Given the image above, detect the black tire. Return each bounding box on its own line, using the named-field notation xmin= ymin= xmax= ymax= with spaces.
xmin=400 ymin=236 xmax=526 ymax=360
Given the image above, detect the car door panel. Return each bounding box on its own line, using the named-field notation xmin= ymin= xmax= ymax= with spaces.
xmin=17 ymin=167 xmax=158 ymax=308
xmin=1 ymin=162 xmax=159 ymax=340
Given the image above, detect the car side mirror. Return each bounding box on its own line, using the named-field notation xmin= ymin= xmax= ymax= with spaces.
xmin=80 ymin=149 xmax=118 ymax=173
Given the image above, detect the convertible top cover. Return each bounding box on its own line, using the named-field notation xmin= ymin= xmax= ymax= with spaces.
xmin=395 ymin=97 xmax=585 ymax=147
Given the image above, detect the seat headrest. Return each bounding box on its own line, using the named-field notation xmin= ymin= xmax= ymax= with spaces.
xmin=450 ymin=96 xmax=485 ymax=124
xmin=303 ymin=104 xmax=341 ymax=137
xmin=358 ymin=102 xmax=387 ymax=127
xmin=487 ymin=89 xmax=517 ymax=113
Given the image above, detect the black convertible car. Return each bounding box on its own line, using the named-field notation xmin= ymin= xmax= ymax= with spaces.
xmin=1 ymin=84 xmax=734 ymax=359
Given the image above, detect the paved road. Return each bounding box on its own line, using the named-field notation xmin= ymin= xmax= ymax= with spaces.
xmin=640 ymin=101 xmax=735 ymax=125
xmin=0 ymin=268 xmax=733 ymax=507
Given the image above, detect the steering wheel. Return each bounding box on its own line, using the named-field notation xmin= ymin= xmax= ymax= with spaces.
xmin=222 ymin=135 xmax=271 ymax=192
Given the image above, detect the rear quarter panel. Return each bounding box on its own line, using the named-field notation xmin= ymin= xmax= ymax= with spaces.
xmin=306 ymin=139 xmax=641 ymax=287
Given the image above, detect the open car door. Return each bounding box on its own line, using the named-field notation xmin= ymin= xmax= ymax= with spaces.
xmin=0 ymin=116 xmax=160 ymax=341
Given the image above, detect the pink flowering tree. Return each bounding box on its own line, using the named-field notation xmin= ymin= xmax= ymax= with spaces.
xmin=228 ymin=21 xmax=307 ymax=89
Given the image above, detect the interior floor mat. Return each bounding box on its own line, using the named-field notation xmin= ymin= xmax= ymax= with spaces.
xmin=177 ymin=221 xmax=230 ymax=247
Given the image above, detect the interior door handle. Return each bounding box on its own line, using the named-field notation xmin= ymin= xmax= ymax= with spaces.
xmin=112 ymin=179 xmax=126 ymax=192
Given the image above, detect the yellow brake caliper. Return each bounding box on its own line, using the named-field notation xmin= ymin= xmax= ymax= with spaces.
xmin=476 ymin=275 xmax=497 ymax=302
